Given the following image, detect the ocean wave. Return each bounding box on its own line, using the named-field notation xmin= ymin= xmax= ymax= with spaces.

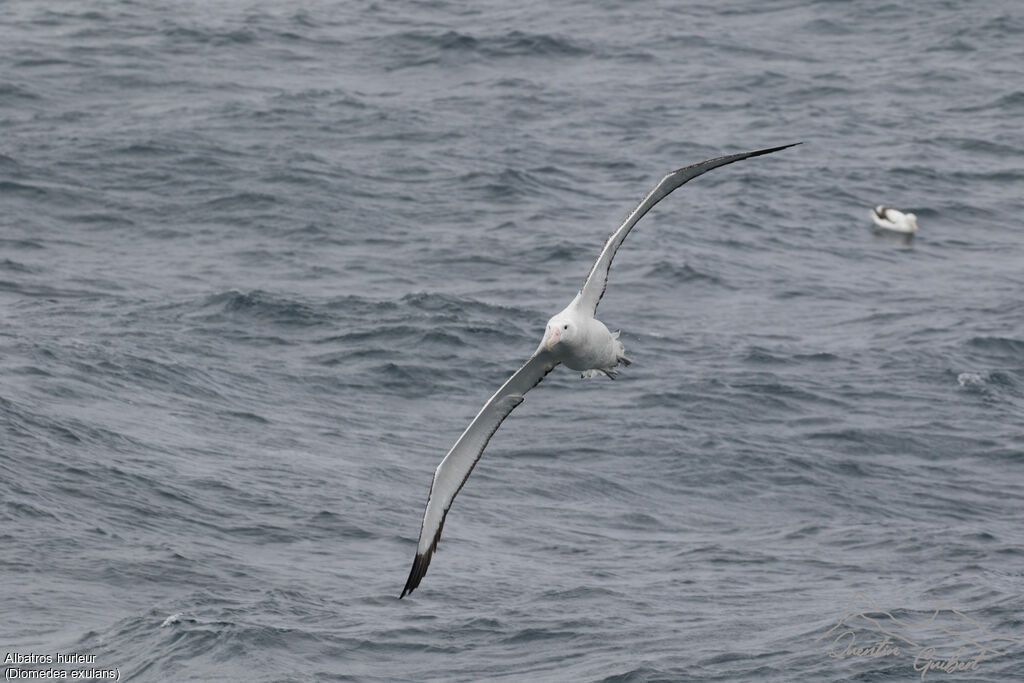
xmin=966 ymin=335 xmax=1024 ymax=355
xmin=198 ymin=290 xmax=328 ymax=327
xmin=643 ymin=261 xmax=733 ymax=288
xmin=367 ymin=28 xmax=588 ymax=71
xmin=0 ymin=180 xmax=48 ymax=196
xmin=0 ymin=81 xmax=42 ymax=100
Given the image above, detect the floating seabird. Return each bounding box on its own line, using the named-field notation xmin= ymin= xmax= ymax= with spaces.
xmin=871 ymin=205 xmax=918 ymax=233
xmin=400 ymin=143 xmax=800 ymax=598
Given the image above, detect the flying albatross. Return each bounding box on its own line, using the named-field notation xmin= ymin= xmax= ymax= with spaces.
xmin=401 ymin=142 xmax=800 ymax=597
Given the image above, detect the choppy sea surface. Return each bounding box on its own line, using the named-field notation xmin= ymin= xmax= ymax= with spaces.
xmin=2 ymin=1 xmax=1023 ymax=680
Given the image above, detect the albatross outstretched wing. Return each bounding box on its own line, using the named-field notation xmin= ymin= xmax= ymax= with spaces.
xmin=575 ymin=143 xmax=801 ymax=316
xmin=401 ymin=350 xmax=559 ymax=597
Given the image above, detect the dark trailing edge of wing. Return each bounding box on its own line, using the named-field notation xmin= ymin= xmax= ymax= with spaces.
xmin=578 ymin=142 xmax=802 ymax=314
xmin=399 ymin=358 xmax=558 ymax=598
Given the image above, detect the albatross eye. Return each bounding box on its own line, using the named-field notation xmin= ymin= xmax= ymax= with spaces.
xmin=563 ymin=324 xmax=569 ymax=330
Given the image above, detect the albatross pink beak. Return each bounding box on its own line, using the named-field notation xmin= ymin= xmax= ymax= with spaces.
xmin=546 ymin=326 xmax=560 ymax=351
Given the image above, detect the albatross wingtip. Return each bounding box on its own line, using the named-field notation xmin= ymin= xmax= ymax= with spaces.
xmin=400 ymin=551 xmax=432 ymax=599
xmin=754 ymin=141 xmax=802 ymax=155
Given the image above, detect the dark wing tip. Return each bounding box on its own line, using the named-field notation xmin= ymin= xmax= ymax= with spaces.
xmin=746 ymin=141 xmax=803 ymax=157
xmin=400 ymin=550 xmax=433 ymax=598
xmin=666 ymin=141 xmax=802 ymax=181
xmin=719 ymin=141 xmax=803 ymax=166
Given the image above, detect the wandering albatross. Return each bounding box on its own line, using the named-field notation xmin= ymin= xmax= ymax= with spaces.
xmin=871 ymin=205 xmax=918 ymax=234
xmin=401 ymin=143 xmax=800 ymax=597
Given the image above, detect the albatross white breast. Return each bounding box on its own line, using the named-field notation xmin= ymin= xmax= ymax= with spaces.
xmin=400 ymin=142 xmax=800 ymax=598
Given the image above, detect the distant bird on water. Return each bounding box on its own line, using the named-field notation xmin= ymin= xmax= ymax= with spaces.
xmin=871 ymin=205 xmax=919 ymax=234
xmin=400 ymin=142 xmax=801 ymax=598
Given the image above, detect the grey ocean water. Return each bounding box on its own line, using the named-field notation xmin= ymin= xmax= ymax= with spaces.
xmin=2 ymin=0 xmax=1023 ymax=680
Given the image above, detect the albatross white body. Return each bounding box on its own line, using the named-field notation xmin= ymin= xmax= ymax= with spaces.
xmin=543 ymin=310 xmax=628 ymax=379
xmin=871 ymin=205 xmax=919 ymax=233
xmin=400 ymin=143 xmax=799 ymax=597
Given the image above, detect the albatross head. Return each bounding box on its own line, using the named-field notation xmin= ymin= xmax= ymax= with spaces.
xmin=904 ymin=213 xmax=919 ymax=232
xmin=543 ymin=316 xmax=575 ymax=352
